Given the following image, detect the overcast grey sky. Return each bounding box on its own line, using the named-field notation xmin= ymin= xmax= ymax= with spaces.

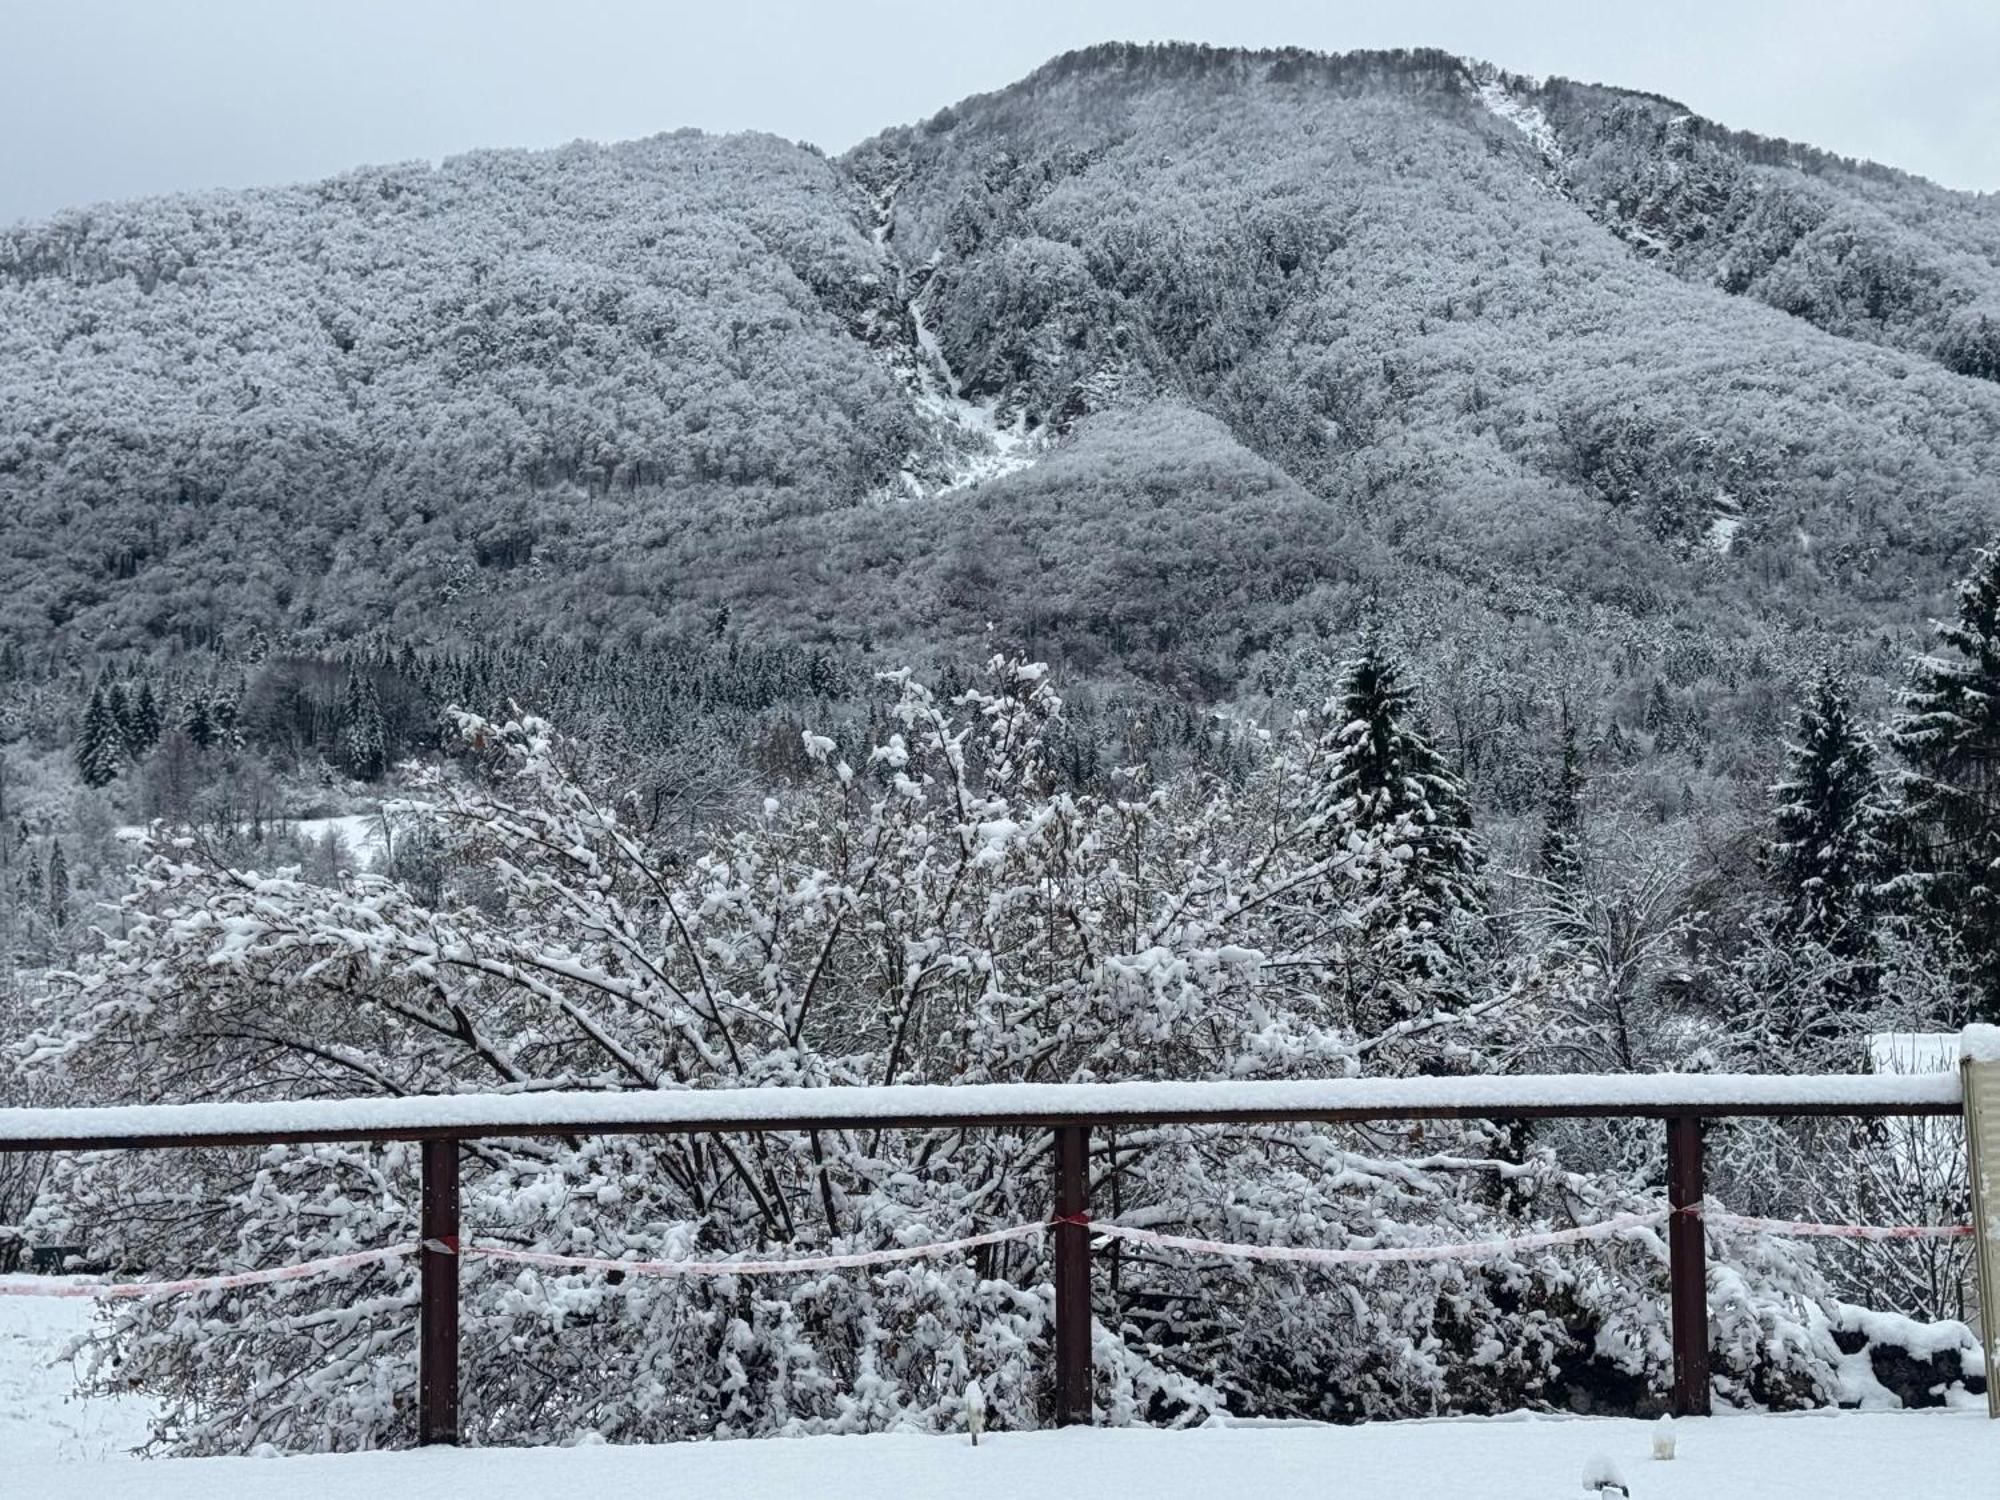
xmin=2 ymin=0 xmax=1995 ymax=224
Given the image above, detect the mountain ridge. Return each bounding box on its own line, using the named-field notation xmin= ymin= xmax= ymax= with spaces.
xmin=0 ymin=41 xmax=1995 ymax=696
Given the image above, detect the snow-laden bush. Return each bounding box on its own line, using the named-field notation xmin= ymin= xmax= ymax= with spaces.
xmin=23 ymin=659 xmax=1863 ymax=1451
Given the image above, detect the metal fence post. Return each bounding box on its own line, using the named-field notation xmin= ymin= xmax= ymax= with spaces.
xmin=1052 ymin=1124 xmax=1092 ymax=1425
xmin=1666 ymin=1114 xmax=1711 ymax=1416
xmin=419 ymin=1138 xmax=460 ymax=1445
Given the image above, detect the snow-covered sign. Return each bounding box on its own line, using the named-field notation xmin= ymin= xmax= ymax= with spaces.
xmin=1964 ymin=1026 xmax=2000 ymax=1418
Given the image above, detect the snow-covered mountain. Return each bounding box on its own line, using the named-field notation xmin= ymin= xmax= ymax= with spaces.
xmin=2 ymin=43 xmax=1997 ymax=678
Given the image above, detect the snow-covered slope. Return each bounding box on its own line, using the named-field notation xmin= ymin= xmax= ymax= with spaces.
xmin=1473 ymin=72 xmax=1567 ymax=175
xmin=7 ymin=44 xmax=2000 ymax=660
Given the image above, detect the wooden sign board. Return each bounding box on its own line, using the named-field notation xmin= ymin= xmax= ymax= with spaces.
xmin=1965 ymin=1055 xmax=2000 ymax=1418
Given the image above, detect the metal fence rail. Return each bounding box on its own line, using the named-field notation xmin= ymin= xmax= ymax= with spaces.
xmin=0 ymin=1072 xmax=1966 ymax=1446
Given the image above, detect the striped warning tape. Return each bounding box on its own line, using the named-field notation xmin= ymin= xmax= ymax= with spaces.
xmin=0 ymin=1205 xmax=1972 ymax=1298
xmin=0 ymin=1243 xmax=417 ymax=1298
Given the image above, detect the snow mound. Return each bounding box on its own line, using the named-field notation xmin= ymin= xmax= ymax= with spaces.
xmin=1962 ymin=1024 xmax=2000 ymax=1064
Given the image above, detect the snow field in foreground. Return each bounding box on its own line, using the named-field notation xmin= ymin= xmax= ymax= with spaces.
xmin=4 ymin=1280 xmax=1993 ymax=1497
xmin=0 ymin=1277 xmax=154 ymax=1463
xmin=9 ymin=1411 xmax=1996 ymax=1500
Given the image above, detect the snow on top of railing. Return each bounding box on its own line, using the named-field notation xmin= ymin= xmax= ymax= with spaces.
xmin=1961 ymin=1023 xmax=2000 ymax=1064
xmin=0 ymin=1069 xmax=1965 ymax=1149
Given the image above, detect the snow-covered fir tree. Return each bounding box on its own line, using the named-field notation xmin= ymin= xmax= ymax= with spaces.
xmin=1537 ymin=714 xmax=1587 ymax=889
xmin=182 ymin=692 xmax=216 ymax=750
xmin=44 ymin=840 xmax=66 ymax=932
xmin=75 ymin=684 xmax=125 ymax=789
xmin=212 ymin=675 xmax=245 ymax=748
xmin=124 ymin=677 xmax=162 ymax=757
xmin=1312 ymin=646 xmax=1485 ymax=1023
xmin=340 ymin=673 xmax=387 ymax=781
xmin=103 ymin=679 xmax=129 ymax=746
xmin=1886 ymin=544 xmax=2000 ymax=1021
xmin=1769 ymin=669 xmax=1886 ymax=958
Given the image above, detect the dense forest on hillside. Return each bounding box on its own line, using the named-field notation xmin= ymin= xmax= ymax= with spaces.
xmin=3 ymin=43 xmax=1998 ymax=669
xmin=1 ymin=41 xmax=1997 ymax=1452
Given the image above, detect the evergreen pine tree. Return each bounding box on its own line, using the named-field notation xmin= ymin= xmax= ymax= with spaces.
xmin=341 ymin=673 xmax=387 ymax=780
xmin=1537 ymin=715 xmax=1587 ymax=887
xmin=45 ymin=841 xmax=67 ymax=931
xmin=184 ymin=693 xmax=217 ymax=750
xmin=213 ymin=674 xmax=245 ymax=748
xmin=104 ymin=678 xmax=130 ymax=746
xmin=1317 ymin=648 xmax=1485 ymax=1017
xmin=125 ymin=677 xmax=162 ymax=756
xmin=1887 ymin=544 xmax=2000 ymax=1020
xmin=76 ymin=685 xmax=124 ymax=788
xmin=1643 ymin=681 xmax=1674 ymax=733
xmin=1678 ymin=703 xmax=1708 ymax=767
xmin=1769 ymin=669 xmax=1886 ymax=957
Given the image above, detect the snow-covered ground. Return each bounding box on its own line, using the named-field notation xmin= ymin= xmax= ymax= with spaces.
xmin=115 ymin=811 xmax=389 ymax=867
xmin=6 ymin=1279 xmax=1993 ymax=1496
xmin=7 ymin=1410 xmax=1996 ymax=1499
xmin=0 ymin=1276 xmax=155 ymax=1463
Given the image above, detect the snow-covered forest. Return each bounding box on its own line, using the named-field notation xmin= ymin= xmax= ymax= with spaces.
xmin=1 ymin=41 xmax=1998 ymax=1457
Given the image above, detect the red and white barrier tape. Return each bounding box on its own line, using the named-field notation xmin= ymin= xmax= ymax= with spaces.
xmin=1084 ymin=1209 xmax=1674 ymax=1267
xmin=1709 ymin=1212 xmax=1973 ymax=1242
xmin=2 ymin=1208 xmax=1974 ymax=1299
xmin=469 ymin=1221 xmax=1049 ymax=1278
xmin=0 ymin=1243 xmax=418 ymax=1299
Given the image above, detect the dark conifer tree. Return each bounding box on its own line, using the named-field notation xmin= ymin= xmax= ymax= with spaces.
xmin=341 ymin=673 xmax=388 ymax=781
xmin=1317 ymin=647 xmax=1485 ymax=1017
xmin=184 ymin=693 xmax=217 ymax=750
xmin=45 ymin=840 xmax=67 ymax=931
xmin=1644 ymin=681 xmax=1674 ymax=733
xmin=125 ymin=677 xmax=163 ymax=757
xmin=213 ymin=675 xmax=245 ymax=747
xmin=104 ymin=677 xmax=129 ymax=741
xmin=1769 ymin=669 xmax=1885 ymax=957
xmin=1887 ymin=544 xmax=2000 ymax=1020
xmin=1537 ymin=715 xmax=1587 ymax=887
xmin=76 ymin=685 xmax=125 ymax=788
